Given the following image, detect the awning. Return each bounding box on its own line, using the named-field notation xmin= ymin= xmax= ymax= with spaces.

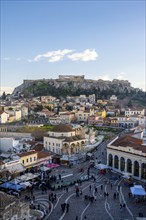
xmin=40 ymin=166 xmax=50 ymax=172
xmin=94 ymin=164 xmax=109 ymax=170
xmin=130 ymin=185 xmax=146 ymax=196
xmin=6 ymin=164 xmax=25 ymax=173
xmin=17 ymin=173 xmax=39 ymax=181
xmin=47 ymin=163 xmax=60 ymax=168
xmin=19 ymin=181 xmax=32 ymax=188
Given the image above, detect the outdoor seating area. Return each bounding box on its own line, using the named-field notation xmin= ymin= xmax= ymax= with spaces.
xmin=0 ymin=172 xmax=40 ymax=196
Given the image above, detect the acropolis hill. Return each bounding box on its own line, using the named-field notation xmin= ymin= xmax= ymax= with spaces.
xmin=12 ymin=75 xmax=144 ymax=101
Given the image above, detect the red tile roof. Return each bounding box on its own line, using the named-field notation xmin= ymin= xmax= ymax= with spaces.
xmin=112 ymin=135 xmax=146 ymax=153
xmin=17 ymin=150 xmax=37 ymax=157
xmin=33 ymin=144 xmax=44 ymax=152
xmin=37 ymin=151 xmax=52 ymax=159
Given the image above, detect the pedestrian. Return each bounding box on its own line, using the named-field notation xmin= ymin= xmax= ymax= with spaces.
xmin=76 ymin=216 xmax=78 ymax=220
xmin=94 ymin=195 xmax=97 ymax=201
xmin=66 ymin=203 xmax=69 ymax=213
xmin=61 ymin=203 xmax=64 ymax=212
xmin=95 ymin=187 xmax=98 ymax=193
xmin=111 ymin=183 xmax=113 ymax=189
xmin=101 ymin=185 xmax=103 ymax=190
xmin=120 ymin=203 xmax=122 ymax=209
xmin=89 ymin=185 xmax=91 ymax=191
xmin=66 ymin=187 xmax=68 ymax=193
xmin=113 ymin=193 xmax=116 ymax=199
xmin=84 ymin=216 xmax=87 ymax=219
xmin=128 ymin=192 xmax=131 ymax=198
xmin=123 ymin=203 xmax=126 ymax=208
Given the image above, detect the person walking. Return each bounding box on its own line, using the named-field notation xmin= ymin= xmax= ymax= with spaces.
xmin=123 ymin=203 xmax=126 ymax=208
xmin=66 ymin=203 xmax=69 ymax=213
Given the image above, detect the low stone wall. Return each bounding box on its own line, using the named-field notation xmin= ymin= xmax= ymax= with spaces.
xmin=0 ymin=132 xmax=32 ymax=139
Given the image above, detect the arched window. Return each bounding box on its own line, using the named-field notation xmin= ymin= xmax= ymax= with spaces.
xmin=127 ymin=159 xmax=132 ymax=173
xmin=108 ymin=154 xmax=113 ymax=167
xmin=141 ymin=163 xmax=146 ymax=180
xmin=120 ymin=157 xmax=125 ymax=171
xmin=134 ymin=161 xmax=139 ymax=177
xmin=114 ymin=155 xmax=119 ymax=169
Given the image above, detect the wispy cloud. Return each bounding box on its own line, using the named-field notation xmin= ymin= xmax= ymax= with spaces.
xmin=16 ymin=57 xmax=22 ymax=62
xmin=3 ymin=57 xmax=11 ymax=61
xmin=116 ymin=72 xmax=126 ymax=80
xmin=97 ymin=74 xmax=110 ymax=81
xmin=28 ymin=49 xmax=73 ymax=63
xmin=28 ymin=49 xmax=98 ymax=63
xmin=68 ymin=49 xmax=98 ymax=61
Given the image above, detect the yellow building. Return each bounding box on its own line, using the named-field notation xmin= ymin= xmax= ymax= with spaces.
xmin=96 ymin=109 xmax=106 ymax=118
xmin=18 ymin=151 xmax=37 ymax=169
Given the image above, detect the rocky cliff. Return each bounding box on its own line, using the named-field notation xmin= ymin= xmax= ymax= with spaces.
xmin=11 ymin=75 xmax=144 ymax=100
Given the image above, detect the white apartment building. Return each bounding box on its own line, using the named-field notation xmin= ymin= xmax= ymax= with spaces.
xmin=125 ymin=109 xmax=145 ymax=117
xmin=0 ymin=111 xmax=9 ymax=124
xmin=0 ymin=137 xmax=19 ymax=153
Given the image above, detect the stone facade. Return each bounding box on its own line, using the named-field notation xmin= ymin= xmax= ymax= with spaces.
xmin=107 ymin=134 xmax=146 ymax=181
xmin=44 ymin=124 xmax=86 ymax=155
xmin=0 ymin=192 xmax=29 ymax=220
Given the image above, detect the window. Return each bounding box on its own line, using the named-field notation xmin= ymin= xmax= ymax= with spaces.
xmin=30 ymin=157 xmax=32 ymax=162
xmin=26 ymin=159 xmax=28 ymax=163
xmin=22 ymin=160 xmax=24 ymax=164
xmin=53 ymin=143 xmax=54 ymax=146
xmin=34 ymin=157 xmax=36 ymax=161
xmin=62 ymin=134 xmax=64 ymax=136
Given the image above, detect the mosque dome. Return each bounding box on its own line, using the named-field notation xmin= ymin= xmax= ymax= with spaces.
xmin=52 ymin=124 xmax=73 ymax=132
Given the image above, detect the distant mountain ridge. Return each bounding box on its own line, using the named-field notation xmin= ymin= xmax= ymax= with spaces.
xmin=11 ymin=75 xmax=145 ymax=103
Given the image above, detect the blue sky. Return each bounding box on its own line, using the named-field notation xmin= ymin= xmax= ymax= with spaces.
xmin=1 ymin=0 xmax=145 ymax=94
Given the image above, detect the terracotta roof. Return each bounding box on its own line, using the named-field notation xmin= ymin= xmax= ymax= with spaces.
xmin=17 ymin=150 xmax=37 ymax=157
xmin=33 ymin=144 xmax=44 ymax=152
xmin=52 ymin=124 xmax=73 ymax=132
xmin=37 ymin=151 xmax=53 ymax=159
xmin=112 ymin=135 xmax=146 ymax=153
xmin=0 ymin=111 xmax=8 ymax=115
xmin=64 ymin=135 xmax=84 ymax=142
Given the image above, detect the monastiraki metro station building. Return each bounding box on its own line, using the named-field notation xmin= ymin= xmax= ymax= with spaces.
xmin=107 ymin=129 xmax=146 ymax=181
xmin=44 ymin=124 xmax=86 ymax=155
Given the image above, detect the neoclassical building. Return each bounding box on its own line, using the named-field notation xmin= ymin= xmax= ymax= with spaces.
xmin=44 ymin=124 xmax=86 ymax=155
xmin=107 ymin=129 xmax=146 ymax=181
